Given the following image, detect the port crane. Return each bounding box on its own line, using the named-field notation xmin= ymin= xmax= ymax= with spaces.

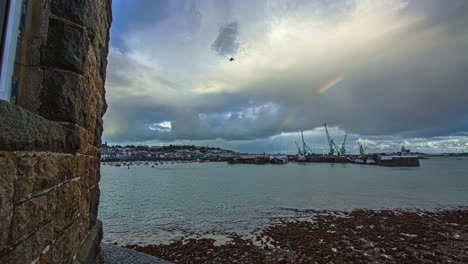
xmin=357 ymin=140 xmax=366 ymax=156
xmin=304 ymin=144 xmax=314 ymax=154
xmin=324 ymin=124 xmax=335 ymax=156
xmin=324 ymin=124 xmax=347 ymax=156
xmin=301 ymin=130 xmax=307 ymax=155
xmin=295 ymin=141 xmax=303 ymax=155
xmin=295 ymin=130 xmax=315 ymax=156
xmin=340 ymin=134 xmax=347 ymax=156
xmin=331 ymin=140 xmax=341 ymax=156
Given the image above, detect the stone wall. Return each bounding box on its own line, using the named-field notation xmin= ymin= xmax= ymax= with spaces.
xmin=0 ymin=0 xmax=112 ymax=263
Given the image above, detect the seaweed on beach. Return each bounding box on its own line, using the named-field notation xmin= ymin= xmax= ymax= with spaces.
xmin=127 ymin=208 xmax=468 ymax=264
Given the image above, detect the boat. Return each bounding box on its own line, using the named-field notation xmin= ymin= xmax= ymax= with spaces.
xmin=270 ymin=157 xmax=285 ymax=164
xmin=153 ymin=162 xmax=159 ymax=166
xmin=351 ymin=158 xmax=365 ymax=164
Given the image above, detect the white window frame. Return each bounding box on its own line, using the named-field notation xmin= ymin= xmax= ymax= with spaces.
xmin=0 ymin=0 xmax=23 ymax=102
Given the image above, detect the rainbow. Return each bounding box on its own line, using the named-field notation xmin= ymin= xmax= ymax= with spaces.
xmin=268 ymin=113 xmax=294 ymax=143
xmin=268 ymin=134 xmax=279 ymax=143
xmin=318 ymin=75 xmax=344 ymax=94
xmin=267 ymin=75 xmax=344 ymax=144
xmin=277 ymin=114 xmax=293 ymax=131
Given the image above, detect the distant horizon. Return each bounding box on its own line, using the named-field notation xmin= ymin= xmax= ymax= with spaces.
xmin=101 ymin=142 xmax=468 ymax=155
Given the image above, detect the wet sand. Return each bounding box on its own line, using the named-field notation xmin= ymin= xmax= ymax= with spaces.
xmin=126 ymin=207 xmax=468 ymax=263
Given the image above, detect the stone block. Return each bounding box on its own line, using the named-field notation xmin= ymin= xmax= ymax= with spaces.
xmin=94 ymin=116 xmax=104 ymax=146
xmin=0 ymin=100 xmax=80 ymax=153
xmin=80 ymin=157 xmax=100 ymax=190
xmin=15 ymin=34 xmax=42 ymax=66
xmin=64 ymin=123 xmax=100 ymax=156
xmin=13 ymin=154 xmax=85 ymax=201
xmin=54 ymin=181 xmax=81 ymax=234
xmin=25 ymin=0 xmax=49 ymax=39
xmin=89 ymin=36 xmax=109 ymax=87
xmin=96 ymin=42 xmax=108 ymax=83
xmin=0 ymin=239 xmax=34 ymax=264
xmin=50 ymin=0 xmax=98 ymax=32
xmin=34 ymin=155 xmax=61 ymax=192
xmin=13 ymin=155 xmax=37 ymax=201
xmin=16 ymin=66 xmax=43 ymax=113
xmin=0 ymin=223 xmax=54 ymax=264
xmin=54 ymin=155 xmax=80 ymax=181
xmin=9 ymin=191 xmax=56 ymax=244
xmin=78 ymin=126 xmax=95 ymax=155
xmin=41 ymin=17 xmax=88 ymax=74
xmin=89 ymin=185 xmax=100 ymax=228
xmin=0 ymin=156 xmax=15 ymax=251
xmin=76 ymin=220 xmax=103 ymax=264
xmin=39 ymin=69 xmax=92 ymax=127
xmin=39 ymin=218 xmax=84 ymax=264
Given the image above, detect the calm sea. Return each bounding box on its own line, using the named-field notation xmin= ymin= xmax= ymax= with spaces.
xmin=99 ymin=157 xmax=468 ymax=245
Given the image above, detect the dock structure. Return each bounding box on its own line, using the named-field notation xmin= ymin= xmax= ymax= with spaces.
xmin=378 ymin=156 xmax=420 ymax=166
xmin=378 ymin=145 xmax=420 ymax=166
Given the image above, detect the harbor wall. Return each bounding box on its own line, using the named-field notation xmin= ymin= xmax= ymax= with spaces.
xmin=379 ymin=157 xmax=420 ymax=166
xmin=0 ymin=0 xmax=112 ymax=263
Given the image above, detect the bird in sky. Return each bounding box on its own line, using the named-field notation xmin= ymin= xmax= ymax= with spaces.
xmin=229 ymin=57 xmax=235 ymax=61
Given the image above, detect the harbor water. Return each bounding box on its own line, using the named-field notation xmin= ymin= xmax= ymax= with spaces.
xmin=99 ymin=157 xmax=468 ymax=245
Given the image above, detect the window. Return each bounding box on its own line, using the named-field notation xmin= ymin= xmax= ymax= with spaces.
xmin=0 ymin=0 xmax=22 ymax=102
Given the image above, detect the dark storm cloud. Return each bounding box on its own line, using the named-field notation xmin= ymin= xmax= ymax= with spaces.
xmin=402 ymin=0 xmax=468 ymax=32
xmin=104 ymin=90 xmax=286 ymax=142
xmin=211 ymin=22 xmax=240 ymax=57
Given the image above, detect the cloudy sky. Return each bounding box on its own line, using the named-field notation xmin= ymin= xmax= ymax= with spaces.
xmin=103 ymin=0 xmax=468 ymax=153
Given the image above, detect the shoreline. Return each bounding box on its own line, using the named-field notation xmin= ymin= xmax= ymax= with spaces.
xmin=124 ymin=207 xmax=468 ymax=263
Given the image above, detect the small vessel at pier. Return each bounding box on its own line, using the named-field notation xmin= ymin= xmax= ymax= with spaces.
xmin=270 ymin=156 xmax=288 ymax=164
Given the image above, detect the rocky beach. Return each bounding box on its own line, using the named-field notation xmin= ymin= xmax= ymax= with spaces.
xmin=126 ymin=208 xmax=468 ymax=264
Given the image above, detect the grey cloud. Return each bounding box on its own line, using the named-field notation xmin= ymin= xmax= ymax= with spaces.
xmin=403 ymin=0 xmax=468 ymax=32
xmin=211 ymin=22 xmax=239 ymax=56
xmin=104 ymin=0 xmax=468 ymax=153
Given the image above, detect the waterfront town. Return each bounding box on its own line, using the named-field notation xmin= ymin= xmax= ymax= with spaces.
xmin=100 ymin=125 xmax=467 ymax=167
xmin=100 ymin=143 xmax=238 ymax=162
xmin=100 ymin=142 xmax=468 ymax=166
